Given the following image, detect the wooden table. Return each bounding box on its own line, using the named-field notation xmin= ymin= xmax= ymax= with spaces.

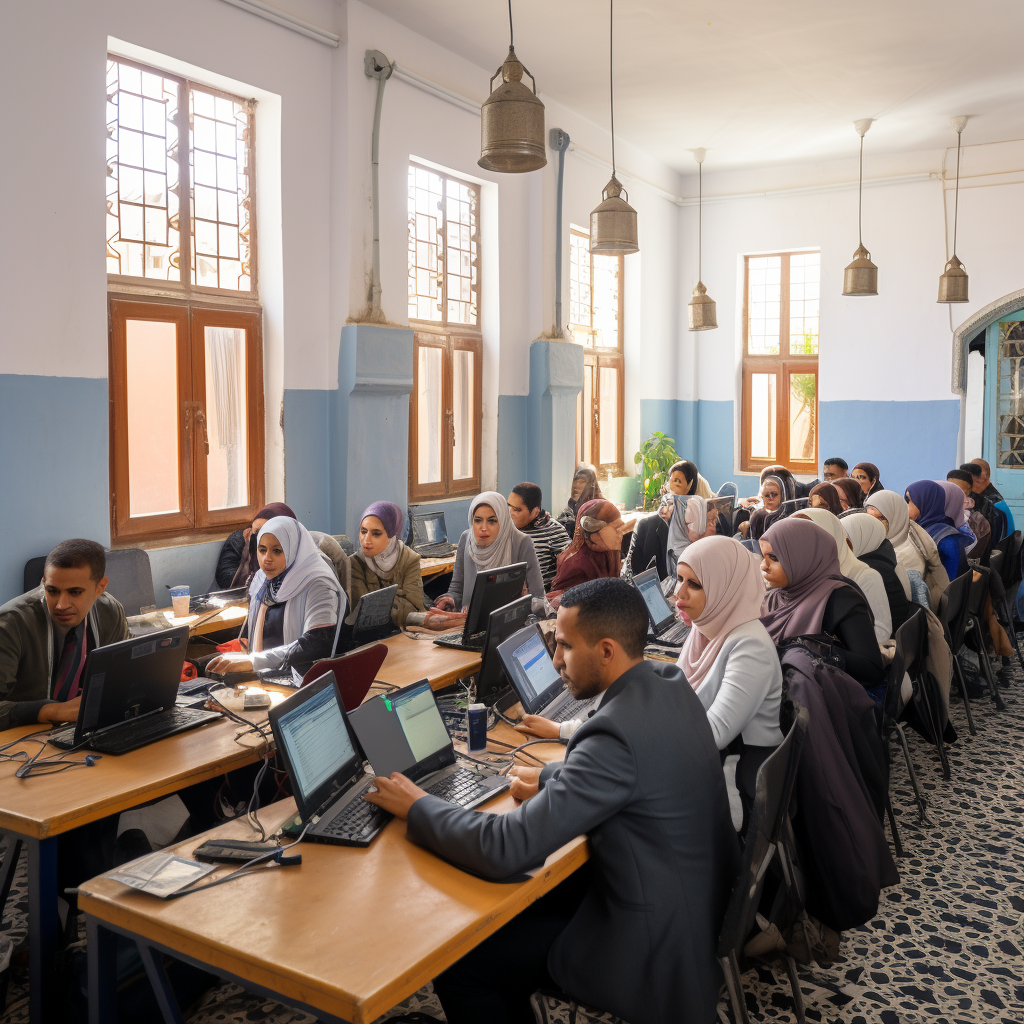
xmin=419 ymin=554 xmax=456 ymax=580
xmin=128 ymin=602 xmax=248 ymax=639
xmin=377 ymin=632 xmax=481 ymax=691
xmin=80 ymin=737 xmax=577 ymax=1024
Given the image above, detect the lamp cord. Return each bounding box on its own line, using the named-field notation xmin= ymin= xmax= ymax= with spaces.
xmin=698 ymin=161 xmax=703 ymax=280
xmin=858 ymin=134 xmax=864 ymax=248
xmin=508 ymin=0 xmax=514 ymax=48
xmin=609 ymin=0 xmax=616 ymax=177
xmin=953 ymin=129 xmax=961 ymax=255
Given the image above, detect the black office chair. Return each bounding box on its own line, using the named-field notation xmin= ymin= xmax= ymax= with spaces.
xmin=718 ymin=705 xmax=810 ymax=1024
xmin=936 ymin=571 xmax=976 ymax=737
xmin=23 ymin=555 xmax=47 ymax=593
xmin=988 ymin=530 xmax=1024 ymax=672
xmin=966 ymin=567 xmax=1006 ymax=712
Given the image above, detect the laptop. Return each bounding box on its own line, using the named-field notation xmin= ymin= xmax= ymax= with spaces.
xmin=335 ymin=585 xmax=400 ymax=652
xmin=49 ymin=626 xmax=222 ymax=754
xmin=189 ymin=585 xmax=249 ymax=614
xmin=474 ymin=596 xmax=534 ymax=705
xmin=632 ymin=567 xmax=691 ymax=648
xmin=347 ymin=679 xmax=509 ymax=809
xmin=434 ymin=562 xmax=529 ymax=652
xmin=410 ymin=511 xmax=456 ymax=558
xmin=497 ymin=625 xmax=596 ymax=725
xmin=269 ymin=671 xmax=390 ymax=847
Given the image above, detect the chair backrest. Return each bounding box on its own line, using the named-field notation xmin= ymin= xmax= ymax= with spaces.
xmin=23 ymin=555 xmax=47 ymax=594
xmin=967 ymin=566 xmax=990 ymax=617
xmin=103 ymin=548 xmax=156 ymax=617
xmin=893 ymin=606 xmax=926 ymax=679
xmin=881 ymin=625 xmax=908 ymax=722
xmin=300 ymin=643 xmax=388 ymax=711
xmin=989 ymin=530 xmax=1022 ymax=590
xmin=716 ymin=481 xmax=739 ymax=500
xmin=936 ymin=570 xmax=972 ymax=651
xmin=716 ymin=704 xmax=809 ymax=958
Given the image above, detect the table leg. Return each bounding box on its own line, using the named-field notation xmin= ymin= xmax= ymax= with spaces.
xmin=0 ymin=835 xmax=23 ymax=921
xmin=138 ymin=940 xmax=186 ymax=1024
xmin=86 ymin=917 xmax=117 ymax=1024
xmin=27 ymin=836 xmax=58 ymax=1024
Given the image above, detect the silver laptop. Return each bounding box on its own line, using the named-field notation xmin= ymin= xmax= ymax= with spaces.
xmin=410 ymin=511 xmax=456 ymax=558
xmin=632 ymin=568 xmax=690 ymax=648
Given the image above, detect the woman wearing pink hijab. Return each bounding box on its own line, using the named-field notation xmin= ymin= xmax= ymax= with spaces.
xmin=675 ymin=535 xmax=783 ymax=831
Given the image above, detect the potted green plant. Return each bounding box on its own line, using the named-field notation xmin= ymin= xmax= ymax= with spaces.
xmin=634 ymin=431 xmax=681 ymax=510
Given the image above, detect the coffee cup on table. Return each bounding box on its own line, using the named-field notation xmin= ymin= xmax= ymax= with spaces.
xmin=169 ymin=586 xmax=190 ymax=618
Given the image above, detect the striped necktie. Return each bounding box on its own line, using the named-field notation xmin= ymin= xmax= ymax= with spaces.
xmin=53 ymin=624 xmax=88 ymax=702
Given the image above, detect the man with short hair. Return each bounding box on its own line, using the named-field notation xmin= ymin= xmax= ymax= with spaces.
xmin=0 ymin=539 xmax=128 ymax=730
xmin=822 ymin=457 xmax=849 ymax=481
xmin=970 ymin=458 xmax=1003 ymax=502
xmin=367 ymin=577 xmax=739 ymax=1024
xmin=507 ymin=482 xmax=570 ymax=590
xmin=962 ymin=461 xmax=1014 ymax=535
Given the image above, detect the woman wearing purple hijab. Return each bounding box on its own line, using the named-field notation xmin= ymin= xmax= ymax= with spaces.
xmin=759 ymin=516 xmax=886 ymax=692
xmin=905 ymin=480 xmax=967 ymax=582
xmin=350 ymin=501 xmax=425 ymax=627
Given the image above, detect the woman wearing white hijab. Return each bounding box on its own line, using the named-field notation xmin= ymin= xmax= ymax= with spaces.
xmin=207 ymin=516 xmax=345 ymax=675
xmin=843 ymin=511 xmax=915 ymax=634
xmin=795 ymin=507 xmax=892 ymax=644
xmin=435 ymin=491 xmax=545 ymax=612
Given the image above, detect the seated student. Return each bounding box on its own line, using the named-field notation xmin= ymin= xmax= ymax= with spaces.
xmin=0 ymin=539 xmax=128 ymax=729
xmin=822 ymin=457 xmax=849 ymax=481
xmin=365 ymin=578 xmax=740 ymax=1024
xmin=759 ymin=517 xmax=886 ymax=693
xmin=962 ymin=461 xmax=1014 ymax=536
xmin=548 ymin=499 xmax=628 ymax=601
xmin=675 ymin=536 xmax=784 ymax=830
xmin=795 ymin=508 xmax=892 ymax=644
xmin=436 ymin=492 xmax=545 ymax=613
xmin=970 ymin=456 xmax=1005 ymax=503
xmin=852 ymin=462 xmax=884 ymax=497
xmin=666 ymin=493 xmax=719 ymax=569
xmin=737 ymin=474 xmax=786 ymax=538
xmin=864 ymin=489 xmax=949 ymax=609
xmin=507 ymin=482 xmax=570 ymax=590
xmin=208 ymin=517 xmax=346 ymax=676
xmin=808 ymin=481 xmax=844 ymax=516
xmin=349 ymin=502 xmax=425 ymax=627
xmin=624 ymin=460 xmax=698 ymax=580
xmin=842 ymin=512 xmax=914 ymax=634
xmin=833 ymin=477 xmax=865 ymax=511
xmin=948 ymin=469 xmax=997 ymax=557
xmin=557 ymin=464 xmax=603 ymax=532
xmin=939 ymin=479 xmax=980 ymax=554
xmin=906 ymin=480 xmax=968 ymax=583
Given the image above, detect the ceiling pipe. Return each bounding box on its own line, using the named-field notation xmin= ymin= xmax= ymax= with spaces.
xmin=550 ymin=127 xmax=570 ymax=336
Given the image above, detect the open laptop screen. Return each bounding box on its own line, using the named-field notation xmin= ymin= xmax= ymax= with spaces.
xmin=412 ymin=513 xmax=446 ymax=546
xmin=497 ymin=627 xmax=563 ymax=716
xmin=274 ymin=676 xmax=358 ymax=813
xmin=633 ymin=568 xmax=674 ymax=632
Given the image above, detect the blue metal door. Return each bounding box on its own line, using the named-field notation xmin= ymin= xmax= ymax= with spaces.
xmin=984 ymin=313 xmax=1024 ymax=526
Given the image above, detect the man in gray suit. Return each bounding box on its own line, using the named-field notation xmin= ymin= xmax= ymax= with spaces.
xmin=366 ymin=578 xmax=739 ymax=1024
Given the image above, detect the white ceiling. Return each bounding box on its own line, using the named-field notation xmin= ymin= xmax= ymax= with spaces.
xmin=361 ymin=0 xmax=1024 ymax=173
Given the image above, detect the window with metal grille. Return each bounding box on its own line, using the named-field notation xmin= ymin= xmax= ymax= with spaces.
xmin=407 ymin=162 xmax=482 ymax=500
xmin=106 ymin=55 xmax=264 ymax=543
xmin=570 ymin=228 xmax=623 ymax=474
xmin=740 ymin=251 xmax=819 ymax=473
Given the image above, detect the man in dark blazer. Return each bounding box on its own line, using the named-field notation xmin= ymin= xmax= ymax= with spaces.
xmin=366 ymin=577 xmax=739 ymax=1024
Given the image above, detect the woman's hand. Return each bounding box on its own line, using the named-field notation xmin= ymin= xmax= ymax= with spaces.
xmin=420 ymin=610 xmax=467 ymax=631
xmin=206 ymin=654 xmax=255 ymax=675
xmin=508 ymin=765 xmax=543 ymax=802
xmin=658 ymin=503 xmax=673 ymax=522
xmin=514 ymin=714 xmax=561 ymax=739
xmin=434 ymin=595 xmax=456 ymax=611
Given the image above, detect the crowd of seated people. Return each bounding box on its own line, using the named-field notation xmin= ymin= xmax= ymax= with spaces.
xmin=1 ymin=450 xmax=1017 ymax=1024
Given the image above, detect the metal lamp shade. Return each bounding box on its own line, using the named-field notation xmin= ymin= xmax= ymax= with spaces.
xmin=688 ymin=281 xmax=717 ymax=331
xmin=478 ymin=48 xmax=546 ymax=173
xmin=843 ymin=244 xmax=878 ymax=296
xmin=937 ymin=254 xmax=969 ymax=303
xmin=590 ymin=176 xmax=638 ymax=255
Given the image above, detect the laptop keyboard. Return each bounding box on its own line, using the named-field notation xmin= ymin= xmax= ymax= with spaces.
xmin=51 ymin=707 xmax=222 ymax=753
xmin=428 ymin=766 xmax=501 ymax=808
xmin=316 ymin=781 xmax=390 ymax=846
xmin=548 ymin=697 xmax=594 ymax=724
xmin=656 ymin=620 xmax=691 ymax=645
xmin=47 ymin=724 xmax=77 ymax=748
xmin=433 ymin=632 xmax=485 ymax=652
xmin=418 ymin=542 xmax=456 ymax=558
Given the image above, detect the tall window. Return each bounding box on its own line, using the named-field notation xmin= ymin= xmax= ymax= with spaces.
xmin=570 ymin=229 xmax=623 ymax=474
xmin=106 ymin=55 xmax=264 ymax=542
xmin=407 ymin=162 xmax=482 ymax=501
xmin=741 ymin=251 xmax=819 ymax=473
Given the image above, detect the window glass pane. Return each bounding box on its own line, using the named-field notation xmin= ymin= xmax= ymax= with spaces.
xmin=417 ymin=346 xmax=443 ymax=484
xmin=106 ymin=60 xmax=180 ymax=282
xmin=452 ymin=350 xmax=475 ymax=481
xmin=789 ymin=373 xmax=816 ymax=463
xmin=569 ymin=232 xmax=593 ymax=334
xmin=996 ymin=320 xmax=1024 ymax=467
xmin=444 ymin=178 xmax=478 ymax=325
xmin=408 ymin=166 xmax=443 ymax=322
xmin=189 ymin=86 xmax=253 ymax=291
xmin=592 ymin=254 xmax=620 ymax=349
xmin=747 ymin=256 xmax=781 ymax=355
xmin=598 ymin=366 xmax=619 ymax=465
xmin=749 ymin=373 xmax=777 ymax=460
xmin=125 ymin=319 xmax=180 ymax=516
xmin=204 ymin=326 xmax=249 ymax=509
xmin=789 ymin=253 xmax=820 ymax=355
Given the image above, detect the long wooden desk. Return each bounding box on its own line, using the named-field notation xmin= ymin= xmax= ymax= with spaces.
xmin=419 ymin=554 xmax=456 ymax=580
xmin=377 ymin=632 xmax=481 ymax=690
xmin=79 ymin=734 xmax=576 ymax=1024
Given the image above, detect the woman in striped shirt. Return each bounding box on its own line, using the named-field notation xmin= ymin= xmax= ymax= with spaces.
xmin=507 ymin=482 xmax=571 ymax=591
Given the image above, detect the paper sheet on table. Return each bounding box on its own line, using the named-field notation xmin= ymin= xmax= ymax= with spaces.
xmin=107 ymin=851 xmax=217 ymax=898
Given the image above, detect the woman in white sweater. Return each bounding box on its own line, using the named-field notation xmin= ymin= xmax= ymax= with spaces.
xmin=675 ymin=535 xmax=784 ymax=831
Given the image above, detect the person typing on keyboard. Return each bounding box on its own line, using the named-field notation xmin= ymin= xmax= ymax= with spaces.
xmin=366 ymin=577 xmax=739 ymax=1024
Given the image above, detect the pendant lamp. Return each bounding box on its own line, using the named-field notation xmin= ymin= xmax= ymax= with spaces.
xmin=843 ymin=119 xmax=878 ymax=296
xmin=688 ymin=149 xmax=717 ymax=331
xmin=938 ymin=116 xmax=969 ymax=303
xmin=590 ymin=0 xmax=638 ymax=254
xmin=478 ymin=0 xmax=546 ymax=172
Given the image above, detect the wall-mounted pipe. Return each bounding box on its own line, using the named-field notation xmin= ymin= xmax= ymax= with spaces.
xmin=550 ymin=127 xmax=570 ymax=336
xmin=364 ymin=50 xmax=394 ymax=321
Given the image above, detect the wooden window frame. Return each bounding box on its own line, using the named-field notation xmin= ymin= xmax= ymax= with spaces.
xmin=570 ymin=228 xmax=624 ymax=475
xmin=109 ymin=296 xmax=265 ymax=545
xmin=408 ymin=162 xmax=483 ymax=499
xmin=740 ymin=251 xmax=819 ymax=474
xmin=408 ymin=328 xmax=483 ymax=502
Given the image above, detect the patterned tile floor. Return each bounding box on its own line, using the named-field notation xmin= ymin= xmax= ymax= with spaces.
xmin=1 ymin=654 xmax=1022 ymax=1024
